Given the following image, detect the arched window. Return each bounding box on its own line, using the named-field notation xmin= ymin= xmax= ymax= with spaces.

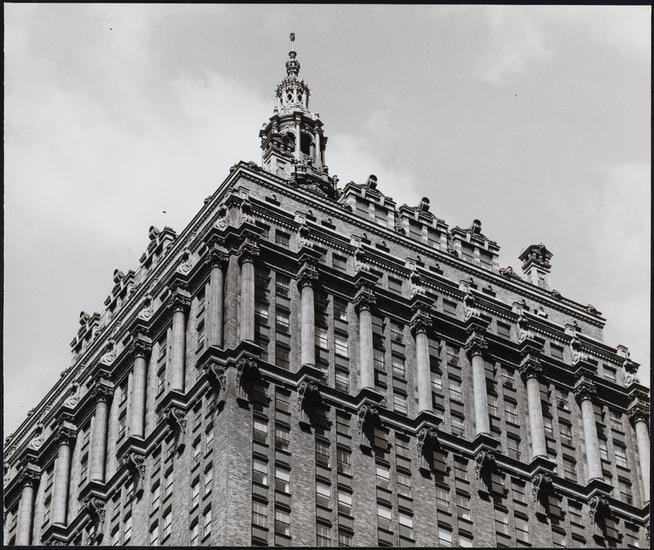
xmin=300 ymin=132 xmax=313 ymax=156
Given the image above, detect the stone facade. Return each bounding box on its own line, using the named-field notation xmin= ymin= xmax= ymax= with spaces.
xmin=3 ymin=38 xmax=650 ymax=548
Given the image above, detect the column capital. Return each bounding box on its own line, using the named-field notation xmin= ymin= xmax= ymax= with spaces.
xmin=628 ymin=401 xmax=650 ymax=425
xmin=464 ymin=332 xmax=488 ymax=359
xmin=237 ymin=238 xmax=260 ymax=265
xmin=170 ymin=289 xmax=191 ymax=313
xmin=519 ymin=354 xmax=542 ymax=381
xmin=90 ymin=383 xmax=114 ymax=404
xmin=208 ymin=247 xmax=229 ymax=269
xmin=409 ymin=308 xmax=432 ymax=336
xmin=297 ymin=261 xmax=319 ymax=289
xmin=573 ymin=374 xmax=597 ymax=403
xmin=54 ymin=425 xmax=77 ymax=447
xmin=353 ymin=284 xmax=376 ymax=313
xmin=18 ymin=467 xmax=40 ymax=488
xmin=129 ymin=334 xmax=152 ymax=359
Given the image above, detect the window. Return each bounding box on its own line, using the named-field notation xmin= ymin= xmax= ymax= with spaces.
xmin=448 ymin=378 xmax=462 ymax=402
xmin=560 ymin=422 xmax=572 ymax=446
xmin=393 ymin=393 xmax=407 ymax=415
xmin=505 ymin=402 xmax=518 ymax=425
xmin=190 ymin=520 xmax=200 ymax=546
xmin=436 ymin=484 xmax=450 ymax=507
xmin=275 ymin=508 xmax=290 ymax=537
xmin=376 ymin=462 xmax=390 ymax=484
xmin=335 ymin=333 xmax=349 ymax=356
xmin=204 ymin=508 xmax=214 ymax=540
xmin=456 ymin=492 xmax=471 ymax=520
xmin=276 ymin=309 xmax=290 ymax=333
xmin=338 ymin=490 xmax=353 ymax=516
xmin=443 ymin=299 xmax=458 ymax=316
xmin=399 ymin=512 xmax=413 ymax=539
xmin=497 ymin=322 xmax=511 ymax=339
xmin=454 ymin=458 xmax=469 ymax=481
xmin=604 ymin=365 xmax=617 ymax=382
xmin=204 ymin=467 xmax=213 ymax=492
xmin=162 ymin=508 xmax=172 ymax=541
xmin=334 ymin=299 xmax=348 ymax=322
xmin=377 ymin=503 xmax=392 ymax=531
xmin=275 ymin=273 xmax=290 ymax=297
xmin=275 ymin=425 xmax=290 ymax=453
xmin=494 ymin=508 xmax=509 ymax=536
xmin=316 ymin=439 xmax=331 ymax=467
xmin=316 ymin=481 xmax=331 ymax=508
xmin=253 ymin=418 xmax=268 ymax=444
xmin=253 ymin=459 xmax=268 ymax=486
xmin=276 ymin=344 xmax=290 ymax=370
xmin=392 ymin=355 xmax=406 ymax=379
xmin=337 ymin=447 xmax=352 ymax=475
xmin=151 ymin=482 xmax=161 ymax=511
xmin=451 ymin=413 xmax=465 ymax=437
xmin=397 ymin=470 xmax=412 ymax=498
xmin=252 ymin=500 xmax=267 ymax=527
xmin=563 ymin=454 xmax=576 ymax=480
xmin=550 ymin=344 xmax=564 ymax=360
xmin=618 ymin=477 xmax=633 ymax=505
xmin=333 ymin=254 xmax=347 ymax=271
xmin=438 ymin=526 xmax=452 ymax=547
xmin=459 ymin=532 xmax=473 ymax=547
xmin=599 ymin=439 xmax=609 ymax=461
xmin=615 ymin=445 xmax=628 ymax=468
xmin=275 ymin=231 xmax=290 ymax=247
xmin=552 ymin=529 xmax=567 ymax=548
xmin=275 ymin=467 xmax=290 ymax=494
xmin=515 ymin=516 xmax=530 ymax=543
xmin=507 ymin=436 xmax=521 ymax=460
xmin=389 ymin=277 xmax=402 ymax=293
xmin=191 ymin=477 xmax=200 ymax=508
xmin=317 ymin=523 xmax=331 ymax=546
xmin=338 ymin=530 xmax=352 ymax=547
xmin=335 ymin=369 xmax=349 ymax=392
xmin=336 ymin=413 xmax=351 ymax=437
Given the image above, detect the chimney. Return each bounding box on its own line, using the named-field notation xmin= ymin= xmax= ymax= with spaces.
xmin=519 ymin=243 xmax=553 ymax=289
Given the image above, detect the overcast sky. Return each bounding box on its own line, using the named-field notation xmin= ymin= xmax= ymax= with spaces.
xmin=4 ymin=4 xmax=650 ymax=435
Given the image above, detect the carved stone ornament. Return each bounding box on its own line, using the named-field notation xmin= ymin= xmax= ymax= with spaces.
xmin=100 ymin=339 xmax=117 ymax=365
xmin=19 ymin=468 xmax=41 ymax=488
xmin=55 ymin=425 xmax=77 ymax=446
xmin=623 ymin=358 xmax=638 ymax=374
xmin=409 ymin=308 xmax=432 ymax=335
xmin=588 ymin=494 xmax=611 ymax=527
xmin=203 ymin=361 xmax=227 ymax=394
xmin=240 ymin=199 xmax=256 ymax=225
xmin=214 ymin=205 xmax=228 ymax=230
xmin=517 ymin=316 xmax=535 ymax=343
xmin=464 ymin=332 xmax=488 ymax=359
xmin=83 ymin=495 xmax=106 ymax=539
xmin=474 ymin=449 xmax=497 ymax=493
xmin=164 ymin=405 xmax=187 ymax=435
xmin=177 ymin=249 xmax=194 ymax=275
xmin=131 ymin=336 xmax=152 ymax=359
xmin=570 ymin=337 xmax=588 ymax=365
xmin=628 ymin=402 xmax=649 ymax=425
xmin=624 ymin=372 xmax=636 ymax=386
xmin=238 ymin=239 xmax=260 ymax=264
xmin=297 ymin=262 xmax=319 ymax=289
xmin=91 ymin=384 xmax=113 ymax=403
xmin=63 ymin=383 xmax=80 ymax=409
xmin=297 ymin=380 xmax=321 ymax=411
xmin=531 ymin=473 xmax=553 ymax=513
xmin=137 ymin=295 xmax=154 ymax=321
xmin=573 ymin=376 xmax=597 ymax=403
xmin=236 ymin=357 xmax=260 ymax=393
xmin=518 ymin=356 xmax=542 ymax=381
xmin=353 ymin=285 xmax=376 ymax=313
xmin=356 ymin=402 xmax=381 ymax=439
xmin=464 ymin=293 xmax=481 ymax=321
xmin=122 ymin=451 xmax=146 ymax=495
xmin=415 ymin=426 xmax=439 ymax=459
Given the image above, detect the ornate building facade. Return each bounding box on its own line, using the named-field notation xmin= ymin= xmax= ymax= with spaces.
xmin=3 ymin=39 xmax=651 ymax=548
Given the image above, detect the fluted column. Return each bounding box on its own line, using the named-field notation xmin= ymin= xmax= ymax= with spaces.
xmin=16 ymin=470 xmax=39 ymax=545
xmin=574 ymin=376 xmax=602 ymax=481
xmin=170 ymin=290 xmax=190 ymax=391
xmin=465 ymin=332 xmax=490 ymax=436
xmin=238 ymin=239 xmax=259 ymax=343
xmin=354 ymin=284 xmax=376 ymax=391
xmin=298 ymin=261 xmax=319 ymax=367
xmin=130 ymin=338 xmax=151 ymax=439
xmin=410 ymin=308 xmax=433 ymax=413
xmin=89 ymin=385 xmax=112 ymax=483
xmin=207 ymin=251 xmax=227 ymax=347
xmin=629 ymin=402 xmax=650 ymax=502
xmin=52 ymin=427 xmax=76 ymax=526
xmin=314 ymin=130 xmax=322 ymax=168
xmin=294 ymin=118 xmax=301 ymax=161
xmin=519 ymin=355 xmax=547 ymax=458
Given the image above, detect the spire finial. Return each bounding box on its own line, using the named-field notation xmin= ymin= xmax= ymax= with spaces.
xmin=290 ymin=32 xmax=295 ymax=45
xmin=286 ymin=32 xmax=300 ymax=78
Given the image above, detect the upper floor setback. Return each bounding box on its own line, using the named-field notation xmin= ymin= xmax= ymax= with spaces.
xmin=3 ymin=162 xmax=645 ymax=470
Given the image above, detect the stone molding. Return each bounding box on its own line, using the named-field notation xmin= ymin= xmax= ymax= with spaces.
xmin=353 ymin=284 xmax=376 ymax=313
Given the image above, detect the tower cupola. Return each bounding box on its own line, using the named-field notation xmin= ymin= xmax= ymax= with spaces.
xmin=259 ymin=33 xmax=337 ymax=200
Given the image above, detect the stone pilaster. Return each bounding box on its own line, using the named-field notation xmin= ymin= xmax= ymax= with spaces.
xmin=16 ymin=469 xmax=40 ymax=545
xmin=353 ymin=284 xmax=376 ymax=392
xmin=170 ymin=288 xmax=190 ymax=392
xmin=89 ymin=384 xmax=113 ymax=483
xmin=129 ymin=337 xmax=152 ymax=438
xmin=410 ymin=307 xmax=433 ymax=413
xmin=52 ymin=426 xmax=76 ymax=526
xmin=207 ymin=249 xmax=227 ymax=347
xmin=297 ymin=261 xmax=319 ymax=369
xmin=574 ymin=375 xmax=602 ymax=482
xmin=238 ymin=239 xmax=259 ymax=343
xmin=465 ymin=329 xmax=490 ymax=436
xmin=519 ymin=351 xmax=547 ymax=459
xmin=628 ymin=400 xmax=650 ymax=502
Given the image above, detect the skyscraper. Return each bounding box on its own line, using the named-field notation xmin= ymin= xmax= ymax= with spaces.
xmin=3 ymin=37 xmax=650 ymax=547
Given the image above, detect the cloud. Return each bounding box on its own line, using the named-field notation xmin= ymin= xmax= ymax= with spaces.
xmin=473 ymin=7 xmax=552 ymax=86
xmin=591 ymin=162 xmax=650 ymax=384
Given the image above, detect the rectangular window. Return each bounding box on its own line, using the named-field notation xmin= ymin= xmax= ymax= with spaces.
xmin=338 ymin=490 xmax=353 ymax=516
xmin=276 ymin=308 xmax=290 ymax=333
xmin=275 ymin=343 xmax=290 ymax=370
xmin=335 ymin=369 xmax=349 ymax=392
xmin=333 ymin=254 xmax=347 ymax=271
xmin=334 ymin=299 xmax=348 ymax=322
xmin=497 ymin=322 xmax=511 ymax=339
xmin=443 ymin=299 xmax=458 ymax=316
xmin=515 ymin=516 xmax=530 ymax=543
xmin=253 ymin=459 xmax=268 ymax=486
xmin=393 ymin=393 xmax=408 ymax=415
xmin=604 ymin=366 xmax=617 ymax=382
xmin=338 ymin=531 xmax=352 ymax=547
xmin=550 ymin=343 xmax=564 ymax=360
xmin=436 ymin=484 xmax=450 ymax=507
xmin=316 ymin=439 xmax=331 ymax=467
xmin=507 ymin=436 xmax=521 ymax=460
xmin=191 ymin=477 xmax=200 ymax=508
xmin=388 ymin=276 xmax=403 ymax=293
xmin=275 ymin=231 xmax=290 ymax=247
xmin=376 ymin=462 xmax=390 ymax=483
xmin=252 ymin=500 xmax=267 ymax=527
xmin=275 ymin=508 xmax=290 ymax=537
xmin=275 ymin=273 xmax=290 ymax=298
xmin=316 ymin=481 xmax=331 ymax=509
xmin=253 ymin=418 xmax=268 ymax=444
xmin=149 ymin=522 xmax=159 ymax=545
xmin=615 ymin=445 xmax=628 ymax=468
xmin=275 ymin=425 xmax=290 ymax=453
xmin=494 ymin=508 xmax=509 ymax=535
xmin=202 ymin=507 xmax=212 ymax=537
xmin=456 ymin=492 xmax=471 ymax=521
xmin=275 ymin=467 xmax=290 ymax=494
xmin=377 ymin=503 xmax=392 ymax=531
xmin=397 ymin=470 xmax=412 ymax=497
xmin=505 ymin=401 xmax=518 ymax=425
xmin=451 ymin=413 xmax=465 ymax=437
xmin=399 ymin=512 xmax=413 ymax=539
xmin=438 ymin=527 xmax=452 ymax=547
xmin=392 ymin=354 xmax=406 ymax=379
xmin=449 ymin=378 xmax=462 ymax=402
xmin=317 ymin=523 xmax=331 ymax=546
xmin=162 ymin=509 xmax=172 ymax=541
xmin=337 ymin=447 xmax=352 ymax=475
xmin=335 ymin=333 xmax=349 ymax=356
xmin=190 ymin=520 xmax=199 ymax=546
